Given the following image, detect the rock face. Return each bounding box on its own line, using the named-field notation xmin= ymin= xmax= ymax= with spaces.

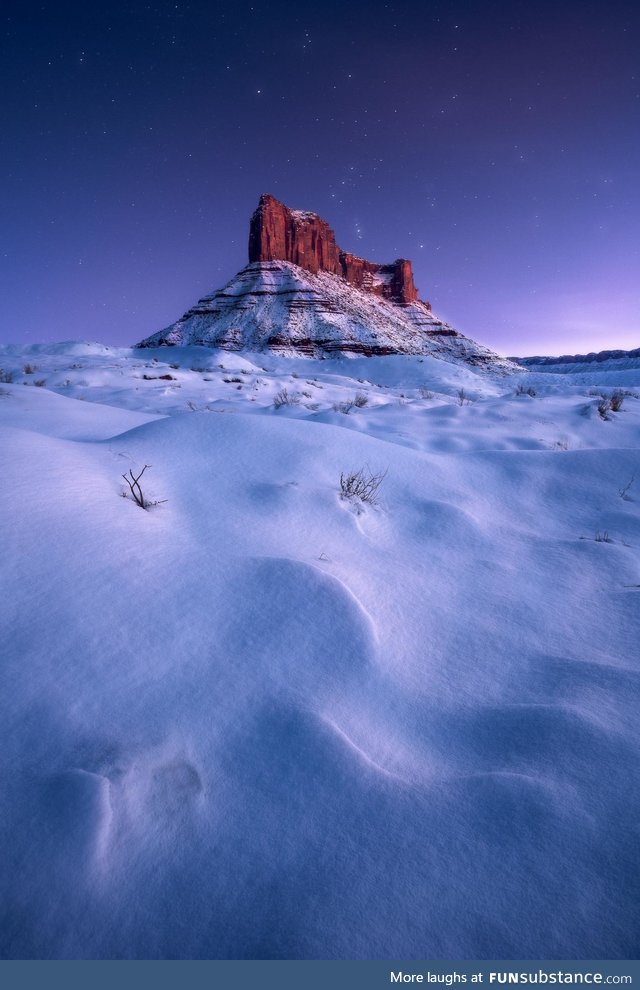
xmin=249 ymin=194 xmax=424 ymax=307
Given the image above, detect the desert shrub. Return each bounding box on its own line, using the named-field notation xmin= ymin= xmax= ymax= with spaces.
xmin=457 ymin=388 xmax=470 ymax=406
xmin=595 ymin=530 xmax=612 ymax=543
xmin=0 ymin=368 xmax=13 ymax=384
xmin=34 ymin=379 xmax=47 ymax=387
xmin=419 ymin=387 xmax=434 ymax=399
xmin=273 ymin=387 xmax=299 ymax=408
xmin=597 ymin=398 xmax=611 ymax=420
xmin=22 ymin=363 xmax=36 ymax=374
xmin=516 ymin=383 xmax=537 ymax=397
xmin=339 ymin=466 xmax=387 ymax=505
xmin=354 ymin=392 xmax=368 ymax=408
xmin=333 ymin=399 xmax=355 ymax=414
xmin=609 ymin=390 xmax=624 ymax=412
xmin=169 ymin=362 xmax=180 ymax=370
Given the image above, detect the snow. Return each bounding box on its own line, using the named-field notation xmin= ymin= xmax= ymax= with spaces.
xmin=1 ymin=342 xmax=639 ymax=959
xmin=289 ymin=209 xmax=321 ymax=222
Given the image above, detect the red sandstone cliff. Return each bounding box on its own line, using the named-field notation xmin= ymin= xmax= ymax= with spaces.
xmin=248 ymin=194 xmax=426 ymax=308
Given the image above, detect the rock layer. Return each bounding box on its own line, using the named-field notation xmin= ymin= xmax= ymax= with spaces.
xmin=136 ymin=259 xmax=518 ymax=373
xmin=249 ymin=194 xmax=424 ymax=307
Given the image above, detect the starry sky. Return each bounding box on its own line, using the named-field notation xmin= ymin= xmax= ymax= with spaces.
xmin=2 ymin=0 xmax=639 ymax=355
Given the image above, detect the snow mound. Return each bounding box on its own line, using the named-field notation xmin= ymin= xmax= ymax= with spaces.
xmin=1 ymin=344 xmax=639 ymax=958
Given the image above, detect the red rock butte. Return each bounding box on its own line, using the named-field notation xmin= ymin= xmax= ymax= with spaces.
xmin=248 ymin=193 xmax=428 ymax=309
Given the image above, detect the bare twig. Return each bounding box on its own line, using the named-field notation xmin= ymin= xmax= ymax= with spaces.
xmin=618 ymin=475 xmax=635 ymax=500
xmin=122 ymin=464 xmax=151 ymax=509
xmin=339 ymin=466 xmax=387 ymax=505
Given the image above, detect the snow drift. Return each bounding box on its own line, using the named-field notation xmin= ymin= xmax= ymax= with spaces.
xmin=0 ymin=343 xmax=639 ymax=959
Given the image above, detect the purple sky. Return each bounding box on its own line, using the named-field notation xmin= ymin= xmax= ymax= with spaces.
xmin=2 ymin=0 xmax=638 ymax=356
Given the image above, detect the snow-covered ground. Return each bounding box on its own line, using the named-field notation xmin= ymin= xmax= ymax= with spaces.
xmin=1 ymin=342 xmax=639 ymax=959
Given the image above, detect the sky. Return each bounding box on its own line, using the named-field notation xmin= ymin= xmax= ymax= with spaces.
xmin=1 ymin=0 xmax=639 ymax=356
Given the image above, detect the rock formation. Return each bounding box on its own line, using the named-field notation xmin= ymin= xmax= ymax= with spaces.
xmin=249 ymin=194 xmax=425 ymax=308
xmin=136 ymin=194 xmax=518 ymax=373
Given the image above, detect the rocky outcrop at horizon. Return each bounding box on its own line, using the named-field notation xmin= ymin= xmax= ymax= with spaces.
xmin=249 ymin=194 xmax=424 ymax=308
xmin=512 ymin=346 xmax=640 ymax=366
xmin=135 ymin=194 xmax=518 ymax=371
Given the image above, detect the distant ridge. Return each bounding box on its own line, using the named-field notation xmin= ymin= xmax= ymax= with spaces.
xmin=513 ymin=346 xmax=640 ymax=367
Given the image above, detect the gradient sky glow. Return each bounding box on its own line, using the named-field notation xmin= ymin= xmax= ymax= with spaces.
xmin=2 ymin=0 xmax=639 ymax=355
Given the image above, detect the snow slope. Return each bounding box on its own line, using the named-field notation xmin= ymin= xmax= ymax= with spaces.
xmin=1 ymin=343 xmax=639 ymax=959
xmin=135 ymin=261 xmax=518 ymax=371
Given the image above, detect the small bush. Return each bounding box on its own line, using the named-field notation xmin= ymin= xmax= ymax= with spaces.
xmin=0 ymin=368 xmax=13 ymax=384
xmin=457 ymin=388 xmax=471 ymax=406
xmin=609 ymin=390 xmax=624 ymax=412
xmin=273 ymin=387 xmax=299 ymax=408
xmin=597 ymin=398 xmax=611 ymax=420
xmin=354 ymin=392 xmax=368 ymax=408
xmin=419 ymin=387 xmax=434 ymax=399
xmin=34 ymin=379 xmax=47 ymax=387
xmin=169 ymin=362 xmax=180 ymax=370
xmin=339 ymin=466 xmax=387 ymax=505
xmin=333 ymin=399 xmax=355 ymax=414
xmin=23 ymin=363 xmax=36 ymax=374
xmin=595 ymin=530 xmax=612 ymax=543
xmin=516 ymin=383 xmax=537 ymax=397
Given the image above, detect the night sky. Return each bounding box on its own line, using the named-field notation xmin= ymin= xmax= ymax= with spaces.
xmin=2 ymin=0 xmax=639 ymax=356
